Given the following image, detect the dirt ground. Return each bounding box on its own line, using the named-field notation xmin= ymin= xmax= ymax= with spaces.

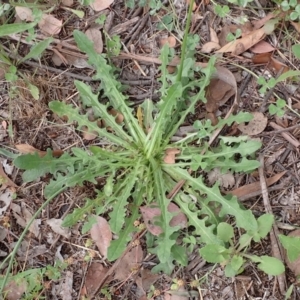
xmin=1 ymin=0 xmax=300 ymax=299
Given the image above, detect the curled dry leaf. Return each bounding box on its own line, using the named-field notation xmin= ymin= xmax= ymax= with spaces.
xmin=205 ymin=66 xmax=236 ymax=114
xmin=46 ymin=218 xmax=71 ymax=239
xmin=238 ymin=112 xmax=267 ymax=135
xmin=216 ymin=27 xmax=266 ymax=55
xmin=90 ymin=215 xmax=112 ymax=258
xmin=38 ymin=14 xmax=62 ymax=36
xmin=252 ymin=53 xmax=289 ymax=74
xmin=201 ymin=42 xmax=220 ymax=53
xmin=164 ymin=148 xmax=181 ymax=164
xmin=250 ymin=40 xmax=275 ymax=53
xmin=15 ymin=6 xmax=34 ymax=21
xmin=85 ymin=27 xmax=103 ymax=54
xmin=285 ymin=230 xmax=300 ymax=276
xmin=90 ymin=0 xmax=114 ymax=11
xmin=140 ymin=202 xmax=187 ymax=236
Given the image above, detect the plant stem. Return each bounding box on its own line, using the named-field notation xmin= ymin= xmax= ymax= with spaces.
xmin=0 ymin=188 xmax=64 ymax=295
xmin=176 ymin=0 xmax=195 ymax=83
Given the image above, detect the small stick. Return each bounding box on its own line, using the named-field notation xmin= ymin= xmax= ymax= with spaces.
xmin=258 ymin=123 xmax=300 ymax=136
xmin=269 ymin=122 xmax=300 ymax=148
xmin=121 ymin=42 xmax=147 ymax=77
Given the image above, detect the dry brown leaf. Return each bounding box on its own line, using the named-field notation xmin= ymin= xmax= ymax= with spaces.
xmin=250 ymin=40 xmax=275 ymax=53
xmin=164 ymin=148 xmax=181 ymax=164
xmin=15 ymin=144 xmax=63 ymax=158
xmin=114 ymin=244 xmax=143 ymax=281
xmin=252 ymin=53 xmax=289 ymax=74
xmin=46 ymin=218 xmax=71 ymax=239
xmin=210 ymin=27 xmax=219 ymax=44
xmin=201 ymin=42 xmax=220 ymax=53
xmin=252 ymin=12 xmax=278 ymax=30
xmin=206 ymin=78 xmax=235 ymax=113
xmin=38 ymin=14 xmax=62 ymax=35
xmin=269 ymin=57 xmax=289 ymax=73
xmin=15 ymin=144 xmax=44 ymax=156
xmin=238 ymin=112 xmax=267 ymax=135
xmin=15 ymin=6 xmax=34 ymax=22
xmin=140 ymin=203 xmax=187 ymax=236
xmin=216 ymin=27 xmax=266 ymax=55
xmin=85 ymin=262 xmax=108 ymax=297
xmin=90 ymin=0 xmax=114 ymax=11
xmin=206 ymin=112 xmax=218 ymax=126
xmin=139 ymin=269 xmax=160 ymax=291
xmin=252 ymin=52 xmax=272 ymax=64
xmin=90 ymin=215 xmax=112 ymax=258
xmin=291 ymin=21 xmax=300 ymax=33
xmin=0 ymin=164 xmax=17 ymax=188
xmin=226 ymin=171 xmax=286 ymax=199
xmin=85 ymin=27 xmax=103 ymax=54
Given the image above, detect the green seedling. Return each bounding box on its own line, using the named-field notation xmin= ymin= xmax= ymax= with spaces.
xmin=281 ymin=0 xmax=300 ymax=20
xmin=269 ymin=98 xmax=286 ymax=117
xmin=226 ymin=28 xmax=242 ymax=42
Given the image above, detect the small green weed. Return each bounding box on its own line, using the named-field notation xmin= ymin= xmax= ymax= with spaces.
xmin=1 ymin=0 xmax=296 ymax=296
xmin=269 ymin=98 xmax=286 ymax=117
xmin=281 ymin=0 xmax=300 ymax=20
xmin=5 ymin=1 xmax=285 ymax=279
xmin=0 ymin=260 xmax=66 ymax=299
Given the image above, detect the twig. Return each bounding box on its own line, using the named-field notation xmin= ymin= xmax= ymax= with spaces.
xmin=258 ymin=123 xmax=300 ymax=136
xmin=238 ymin=183 xmax=286 ymax=202
xmin=125 ymin=14 xmax=149 ymax=47
xmin=258 ymin=155 xmax=286 ymax=295
xmin=269 ymin=122 xmax=300 ymax=148
xmin=121 ymin=42 xmax=147 ymax=77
